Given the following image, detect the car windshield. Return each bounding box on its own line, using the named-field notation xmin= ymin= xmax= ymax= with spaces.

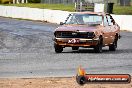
xmin=65 ymin=14 xmax=102 ymax=25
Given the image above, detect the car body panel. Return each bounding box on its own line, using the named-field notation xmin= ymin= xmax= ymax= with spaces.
xmin=53 ymin=12 xmax=120 ymax=50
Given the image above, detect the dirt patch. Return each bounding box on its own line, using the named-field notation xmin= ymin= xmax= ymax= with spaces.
xmin=0 ymin=77 xmax=131 ymax=88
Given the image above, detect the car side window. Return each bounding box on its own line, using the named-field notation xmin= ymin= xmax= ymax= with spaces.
xmin=103 ymin=16 xmax=108 ymax=26
xmin=107 ymin=15 xmax=114 ymax=26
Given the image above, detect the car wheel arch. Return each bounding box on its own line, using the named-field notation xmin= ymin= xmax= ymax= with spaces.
xmin=115 ymin=33 xmax=119 ymax=41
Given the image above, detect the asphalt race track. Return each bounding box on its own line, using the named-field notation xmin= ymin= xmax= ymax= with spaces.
xmin=0 ymin=17 xmax=132 ymax=78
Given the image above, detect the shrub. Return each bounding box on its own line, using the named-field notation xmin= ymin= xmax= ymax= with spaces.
xmin=28 ymin=0 xmax=40 ymax=3
xmin=0 ymin=0 xmax=12 ymax=4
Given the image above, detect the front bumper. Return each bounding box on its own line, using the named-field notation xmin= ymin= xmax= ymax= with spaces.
xmin=54 ymin=38 xmax=99 ymax=47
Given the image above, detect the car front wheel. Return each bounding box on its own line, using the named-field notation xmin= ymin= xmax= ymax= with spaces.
xmin=54 ymin=43 xmax=63 ymax=53
xmin=94 ymin=37 xmax=103 ymax=53
xmin=109 ymin=38 xmax=117 ymax=51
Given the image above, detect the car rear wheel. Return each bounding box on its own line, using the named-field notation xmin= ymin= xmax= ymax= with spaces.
xmin=94 ymin=37 xmax=103 ymax=53
xmin=54 ymin=43 xmax=63 ymax=53
xmin=72 ymin=47 xmax=79 ymax=51
xmin=109 ymin=36 xmax=117 ymax=51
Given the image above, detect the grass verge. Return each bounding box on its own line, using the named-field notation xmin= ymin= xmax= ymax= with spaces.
xmin=1 ymin=3 xmax=75 ymax=12
xmin=113 ymin=5 xmax=132 ymax=15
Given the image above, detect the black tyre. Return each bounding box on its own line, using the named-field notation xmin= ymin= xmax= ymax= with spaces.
xmin=94 ymin=37 xmax=103 ymax=53
xmin=54 ymin=43 xmax=63 ymax=53
xmin=109 ymin=37 xmax=117 ymax=51
xmin=76 ymin=76 xmax=86 ymax=85
xmin=72 ymin=47 xmax=79 ymax=50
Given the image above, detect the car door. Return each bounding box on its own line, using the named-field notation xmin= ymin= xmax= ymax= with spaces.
xmin=106 ymin=14 xmax=117 ymax=43
xmin=102 ymin=15 xmax=112 ymax=45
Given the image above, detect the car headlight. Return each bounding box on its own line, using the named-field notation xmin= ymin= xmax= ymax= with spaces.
xmin=87 ymin=32 xmax=95 ymax=38
xmin=54 ymin=31 xmax=61 ymax=37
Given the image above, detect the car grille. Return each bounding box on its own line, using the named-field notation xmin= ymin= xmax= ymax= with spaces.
xmin=56 ymin=31 xmax=95 ymax=38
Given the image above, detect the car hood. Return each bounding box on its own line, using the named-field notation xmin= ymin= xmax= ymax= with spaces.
xmin=55 ymin=25 xmax=100 ymax=32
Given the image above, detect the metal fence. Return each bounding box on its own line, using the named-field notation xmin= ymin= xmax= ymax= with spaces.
xmin=40 ymin=0 xmax=108 ymax=4
xmin=41 ymin=0 xmax=75 ymax=4
xmin=41 ymin=0 xmax=117 ymax=4
xmin=41 ymin=0 xmax=132 ymax=5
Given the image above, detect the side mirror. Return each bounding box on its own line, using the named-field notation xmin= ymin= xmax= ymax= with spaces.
xmin=119 ymin=35 xmax=122 ymax=39
xmin=60 ymin=22 xmax=64 ymax=25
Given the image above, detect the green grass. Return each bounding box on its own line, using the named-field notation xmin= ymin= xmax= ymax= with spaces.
xmin=1 ymin=3 xmax=132 ymax=14
xmin=113 ymin=5 xmax=132 ymax=15
xmin=1 ymin=3 xmax=75 ymax=12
